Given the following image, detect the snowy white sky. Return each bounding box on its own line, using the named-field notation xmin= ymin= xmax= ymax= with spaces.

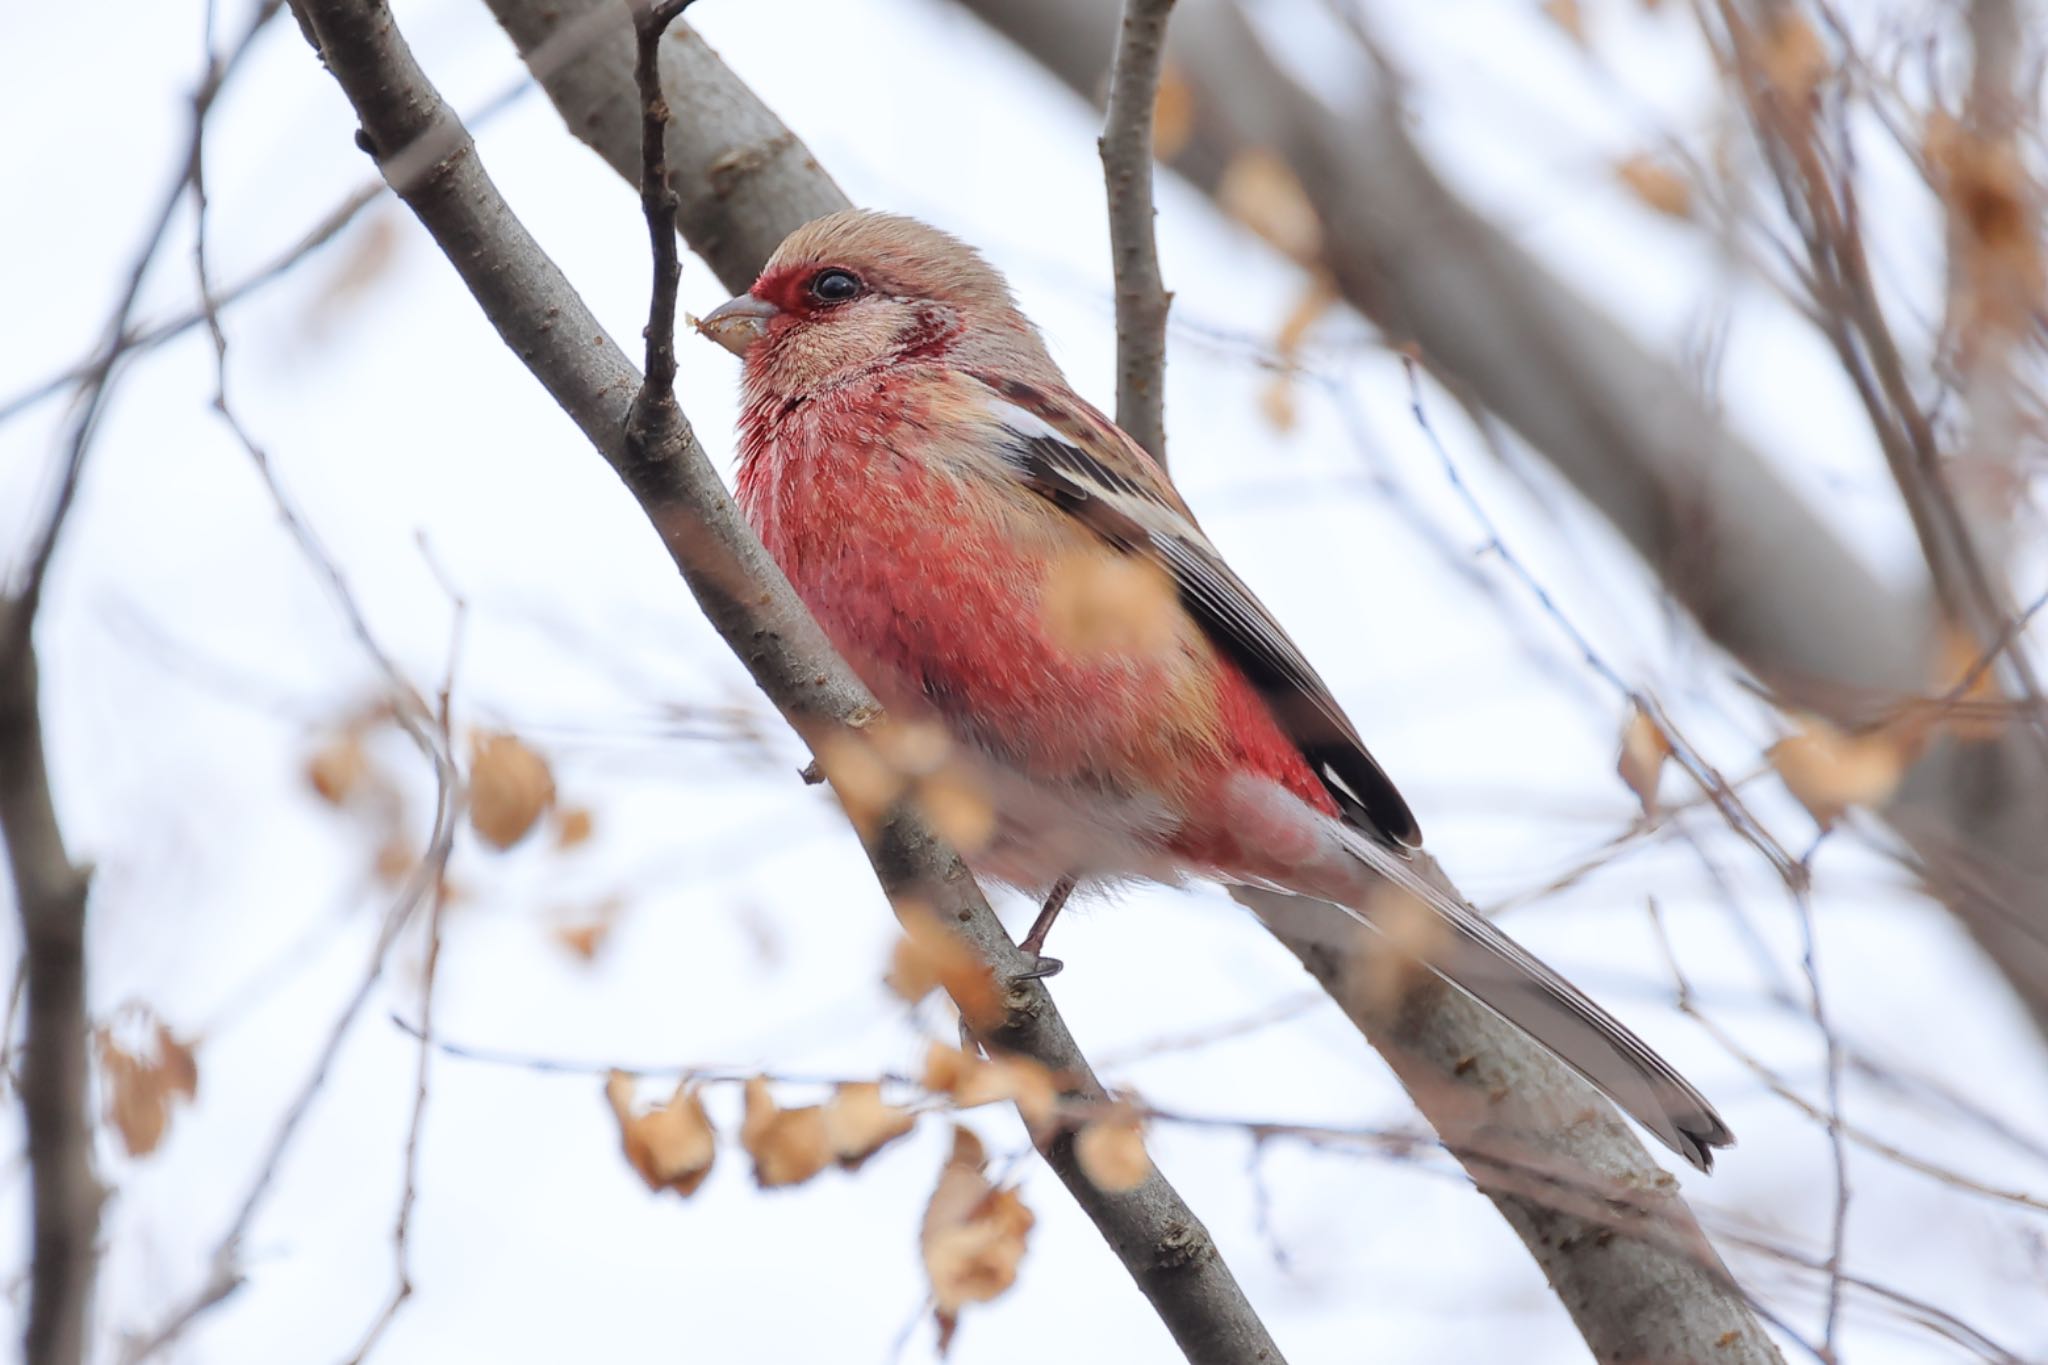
xmin=3 ymin=0 xmax=2046 ymax=1361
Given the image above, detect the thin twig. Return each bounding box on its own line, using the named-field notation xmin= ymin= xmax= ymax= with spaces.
xmin=1098 ymin=0 xmax=1177 ymax=463
xmin=118 ymin=25 xmax=462 ymax=1351
xmin=0 ymin=74 xmax=543 ymax=431
xmin=6 ymin=0 xmax=284 ymax=625
xmin=1646 ymin=902 xmax=2048 ymax=1218
xmin=1 ymin=9 xmax=284 ymax=1364
xmin=340 ymin=575 xmax=464 ymax=1365
xmin=1789 ymin=846 xmax=1852 ymax=1356
xmin=1402 ymin=358 xmax=1804 ymax=888
xmin=1710 ymin=0 xmax=2048 ymax=775
xmin=340 ymin=870 xmax=451 ymax=1365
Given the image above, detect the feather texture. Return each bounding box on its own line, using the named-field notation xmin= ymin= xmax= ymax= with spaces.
xmin=717 ymin=208 xmax=1733 ymax=1172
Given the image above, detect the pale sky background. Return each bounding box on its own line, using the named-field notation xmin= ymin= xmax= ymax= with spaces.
xmin=3 ymin=0 xmax=2046 ymax=1361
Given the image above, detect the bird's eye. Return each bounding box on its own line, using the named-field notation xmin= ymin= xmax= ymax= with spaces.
xmin=808 ymin=268 xmax=862 ymax=305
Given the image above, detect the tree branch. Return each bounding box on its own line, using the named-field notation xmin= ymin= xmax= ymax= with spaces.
xmin=464 ymin=1 xmax=1784 ymax=1358
xmin=288 ymin=1 xmax=1282 ymax=1358
xmin=0 ymin=8 xmax=288 ymax=1361
xmin=1235 ymin=875 xmax=1785 ymax=1365
xmin=0 ymin=600 xmax=98 ymax=1365
xmin=1099 ymin=0 xmax=1176 ymax=463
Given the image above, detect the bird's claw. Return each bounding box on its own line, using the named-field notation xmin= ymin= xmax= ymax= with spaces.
xmin=1012 ymin=954 xmax=1063 ymax=982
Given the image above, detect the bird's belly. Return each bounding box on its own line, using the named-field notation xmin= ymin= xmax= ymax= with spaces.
xmin=964 ymin=753 xmax=1184 ymax=892
xmin=739 ymin=437 xmax=1226 ymax=876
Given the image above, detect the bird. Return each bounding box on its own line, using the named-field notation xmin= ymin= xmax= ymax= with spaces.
xmin=697 ymin=209 xmax=1733 ymax=1172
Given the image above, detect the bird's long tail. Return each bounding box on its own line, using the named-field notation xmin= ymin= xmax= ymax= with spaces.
xmin=1234 ymin=829 xmax=1733 ymax=1173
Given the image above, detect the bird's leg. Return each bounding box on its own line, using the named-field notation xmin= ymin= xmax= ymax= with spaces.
xmin=1013 ymin=876 xmax=1076 ymax=980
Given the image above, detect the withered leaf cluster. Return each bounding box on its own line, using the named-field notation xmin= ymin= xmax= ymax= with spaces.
xmin=97 ymin=1016 xmax=199 ymax=1158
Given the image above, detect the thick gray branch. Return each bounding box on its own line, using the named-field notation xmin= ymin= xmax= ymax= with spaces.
xmin=293 ymin=1 xmax=1279 ymax=1358
xmin=1240 ymin=885 xmax=1782 ymax=1364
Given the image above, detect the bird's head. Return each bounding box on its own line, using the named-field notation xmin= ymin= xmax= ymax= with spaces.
xmin=698 ymin=210 xmax=1057 ymax=396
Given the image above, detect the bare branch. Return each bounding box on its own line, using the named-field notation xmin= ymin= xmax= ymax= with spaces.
xmin=1099 ymin=0 xmax=1177 ymax=463
xmin=1235 ymin=880 xmax=1784 ymax=1365
xmin=0 ymin=8 xmax=290 ymax=1363
xmin=120 ymin=40 xmax=465 ymax=1350
xmin=288 ymin=1 xmax=1285 ymax=1358
xmin=0 ymin=609 xmax=98 ymax=1365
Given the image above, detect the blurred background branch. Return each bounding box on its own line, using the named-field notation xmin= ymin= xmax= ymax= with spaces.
xmin=955 ymin=0 xmax=2048 ymax=1042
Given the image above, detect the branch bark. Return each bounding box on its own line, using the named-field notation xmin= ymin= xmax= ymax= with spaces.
xmin=1099 ymin=0 xmax=1177 ymax=463
xmin=951 ymin=0 xmax=2048 ymax=1043
xmin=1 ymin=603 xmax=100 ymax=1365
xmin=1235 ymin=878 xmax=1783 ymax=1365
xmin=467 ymin=1 xmax=1785 ymax=1358
xmin=290 ymin=2 xmax=1280 ymax=1359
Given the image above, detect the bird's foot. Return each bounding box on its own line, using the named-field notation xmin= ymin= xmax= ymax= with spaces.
xmin=1011 ymin=953 xmax=1063 ymax=982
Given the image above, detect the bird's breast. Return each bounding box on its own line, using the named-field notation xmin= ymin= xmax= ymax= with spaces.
xmin=736 ymin=389 xmax=1221 ymax=795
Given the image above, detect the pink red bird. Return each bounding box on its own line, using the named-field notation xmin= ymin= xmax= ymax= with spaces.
xmin=701 ymin=210 xmax=1732 ymax=1172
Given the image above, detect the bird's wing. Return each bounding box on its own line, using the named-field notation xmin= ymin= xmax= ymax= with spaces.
xmin=962 ymin=372 xmax=1734 ymax=1170
xmin=966 ymin=371 xmax=1419 ymax=846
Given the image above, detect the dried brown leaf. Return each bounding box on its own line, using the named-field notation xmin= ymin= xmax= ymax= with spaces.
xmin=468 ymin=731 xmax=555 ymax=849
xmin=921 ymin=1043 xmax=1059 ymax=1131
xmin=372 ymin=832 xmax=415 ymax=887
xmin=1759 ymin=13 xmax=1828 ymax=105
xmin=1040 ymin=550 xmax=1178 ymax=657
xmin=814 ymin=731 xmax=907 ymax=835
xmin=303 ymin=211 xmax=402 ymax=336
xmin=96 ymin=1018 xmax=199 ymax=1158
xmin=305 ymin=734 xmax=368 ymax=806
xmin=922 ymin=1126 xmax=1035 ymax=1340
xmin=606 ymin=1070 xmax=716 ymax=1196
xmin=553 ymin=897 xmax=624 ymax=963
xmin=741 ymin=1077 xmax=833 ymax=1188
xmin=1615 ymin=154 xmax=1693 ymax=219
xmin=1541 ymin=0 xmax=1585 ymax=46
xmin=1616 ymin=704 xmax=1672 ymax=815
xmin=915 ymin=767 xmax=997 ymax=855
xmin=1258 ymin=274 xmax=1336 ymax=433
xmin=888 ymin=908 xmax=1002 ymax=1028
xmin=1927 ymin=113 xmax=2043 ymax=348
xmin=553 ymin=805 xmax=595 ymax=849
xmin=1074 ymin=1104 xmax=1152 ymax=1192
xmin=154 ymin=1023 xmax=198 ymax=1101
xmin=1152 ymin=61 xmax=1194 ymax=161
xmin=1217 ymin=148 xmax=1323 ymax=263
xmin=1769 ymin=714 xmax=1909 ymax=828
xmin=871 ymin=719 xmax=953 ymax=778
xmin=823 ymin=1081 xmax=918 ymax=1169
xmin=1932 ymin=621 xmax=2008 ymax=742
xmin=1350 ymin=886 xmax=1448 ymax=1020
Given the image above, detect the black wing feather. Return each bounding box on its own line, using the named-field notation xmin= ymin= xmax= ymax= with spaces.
xmin=1000 ymin=426 xmax=1420 ymax=846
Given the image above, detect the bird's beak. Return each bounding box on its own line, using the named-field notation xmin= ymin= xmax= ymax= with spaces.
xmin=696 ymin=293 xmax=781 ymax=357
